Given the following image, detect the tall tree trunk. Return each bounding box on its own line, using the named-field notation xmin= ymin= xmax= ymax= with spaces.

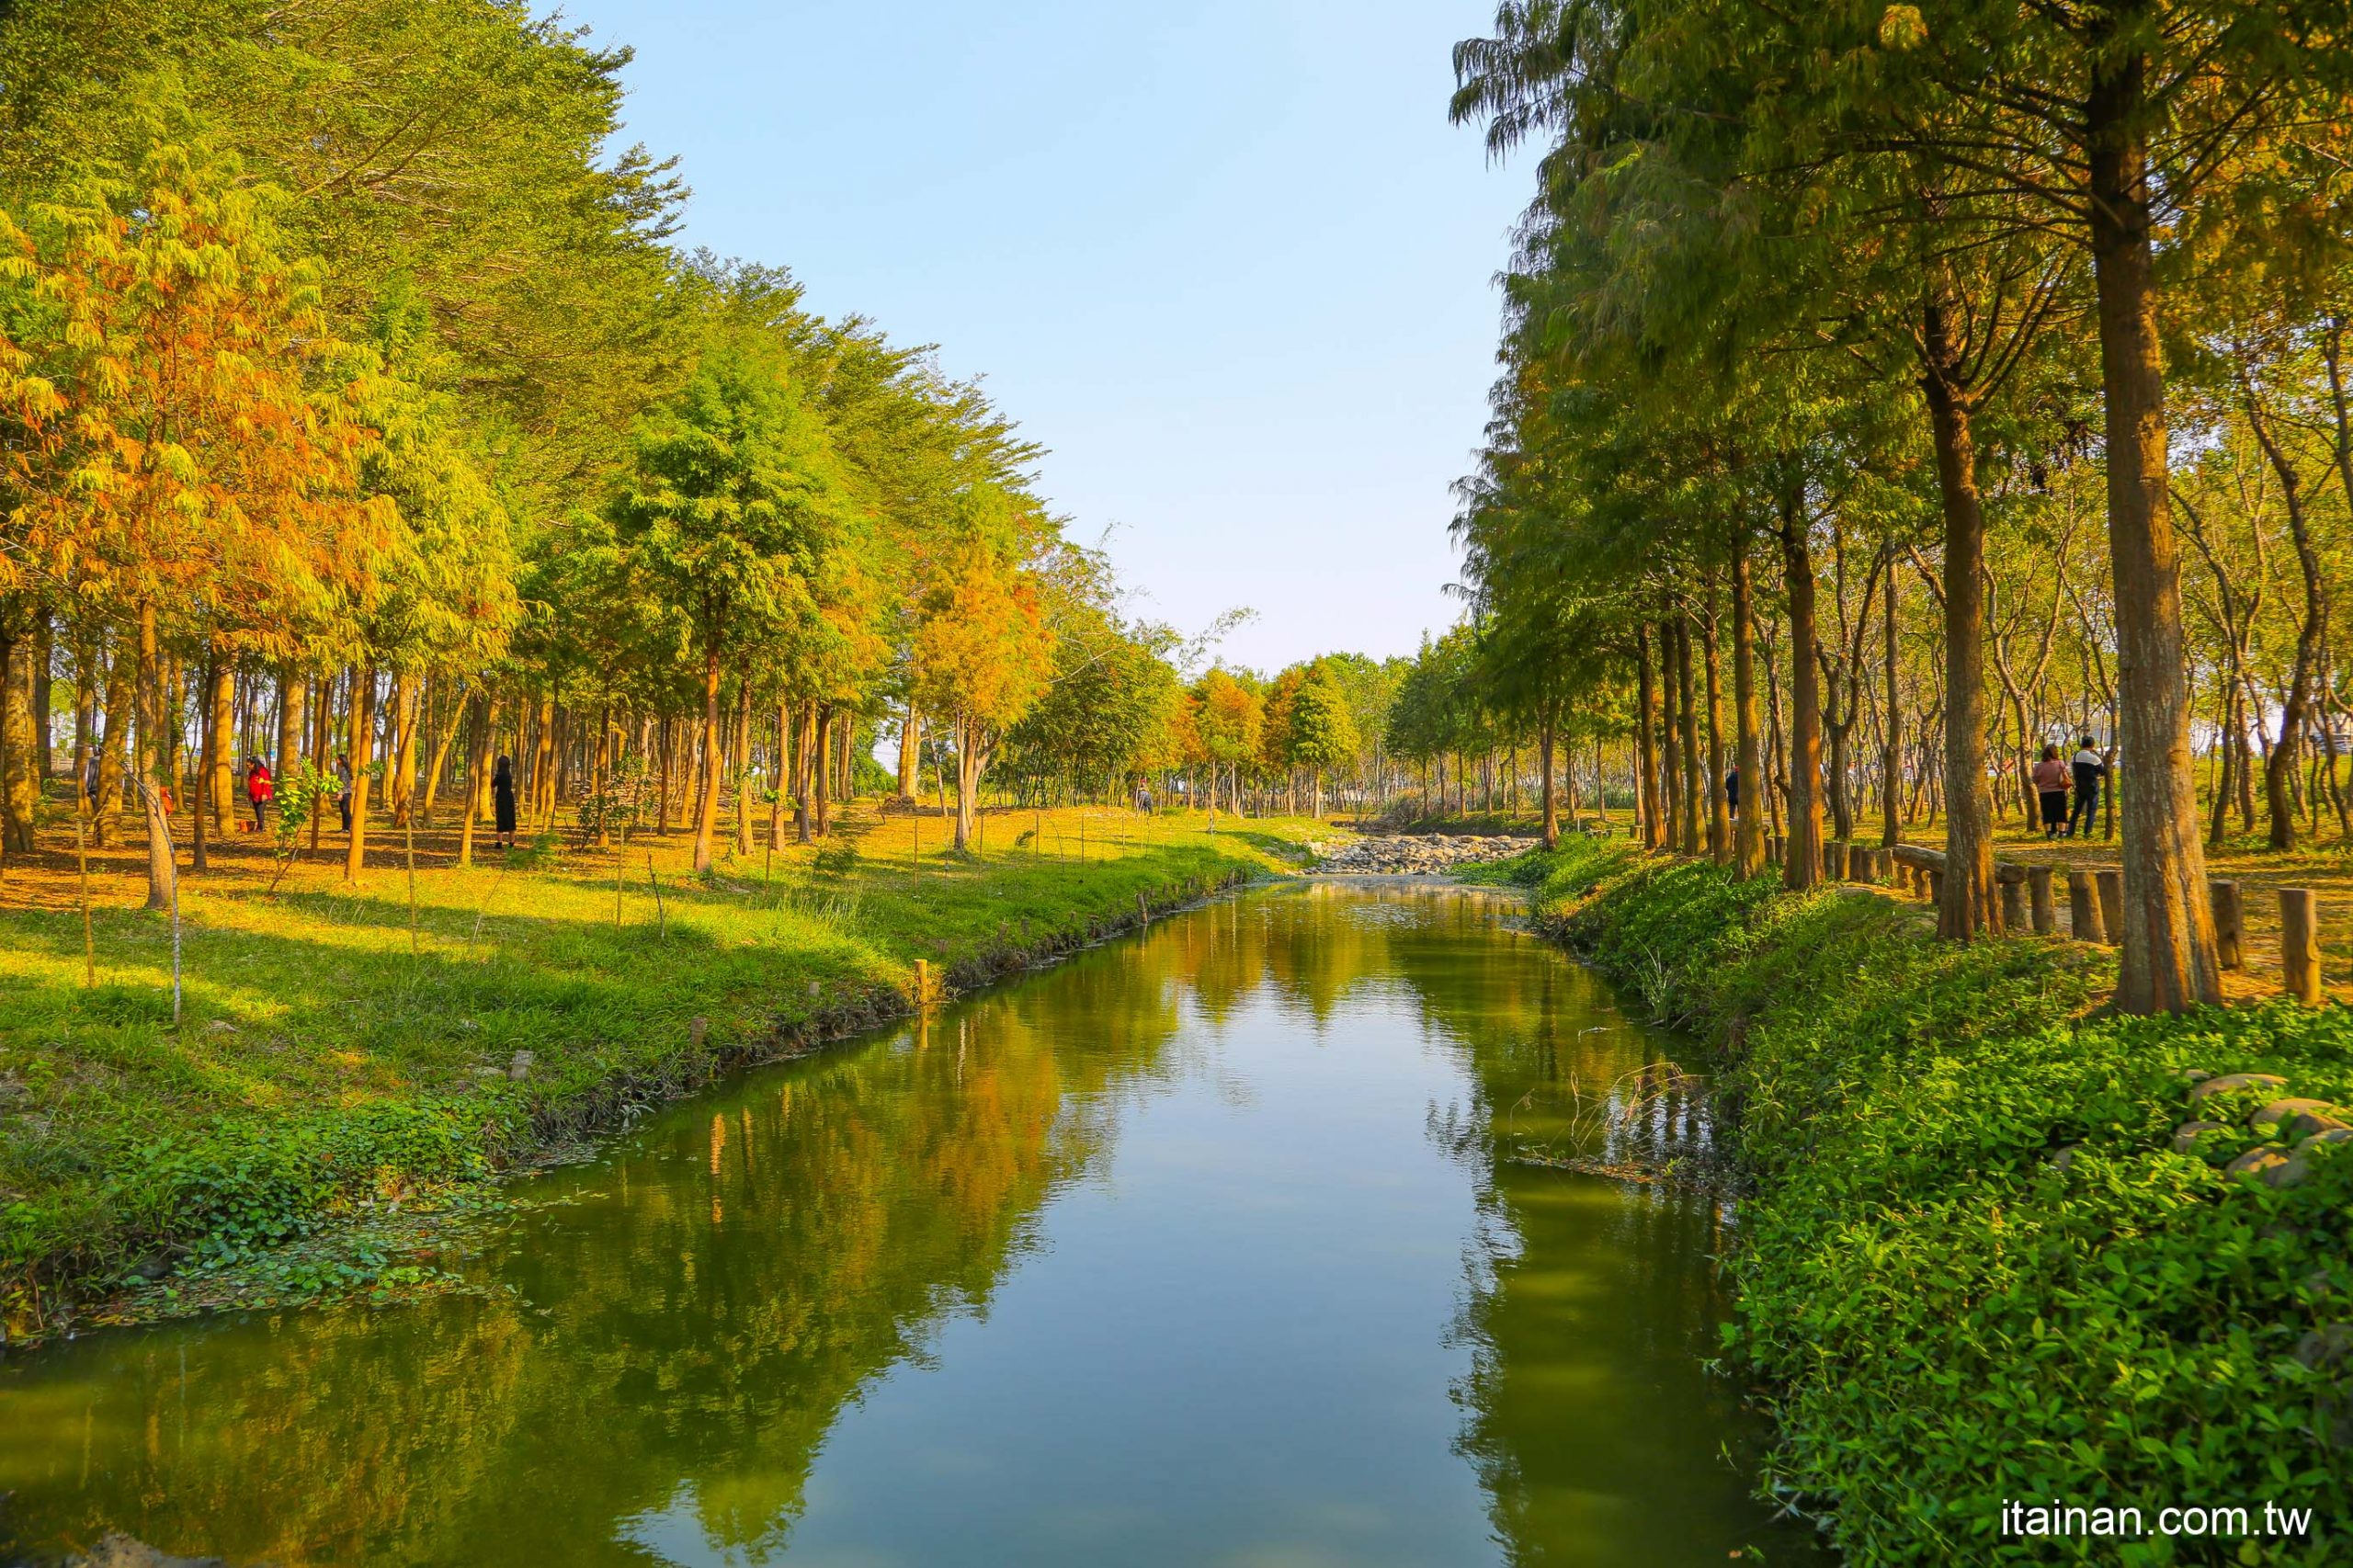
xmin=770 ymin=698 xmax=791 ymax=850
xmin=387 ymin=671 xmax=419 ymax=827
xmin=71 ymin=632 xmax=94 ymax=833
xmin=460 ymin=692 xmax=496 ymax=869
xmin=898 ymin=698 xmax=920 ymax=801
xmin=97 ymin=638 xmax=132 ymax=847
xmin=0 ymin=630 xmax=35 ymax=855
xmin=205 ymin=651 xmax=233 ymax=839
xmin=276 ymin=668 xmax=306 ymax=779
xmin=1779 ymin=499 xmax=1825 ymax=889
xmin=32 ymin=616 xmax=51 ymax=786
xmin=1658 ymin=621 xmax=1683 ymax=850
xmin=343 ymin=665 xmax=376 ymax=882
xmin=1920 ymin=300 xmax=1999 ymax=937
xmin=190 ymin=653 xmax=218 ymax=870
xmin=1635 ymin=625 xmax=1661 ymax=849
xmin=794 ymin=707 xmax=815 ymax=844
xmin=311 ymin=671 xmax=335 ymax=851
xmin=2208 ymin=676 xmax=2236 ymax=850
xmin=1881 ymin=549 xmax=1902 ymax=847
xmin=2243 ymin=375 xmax=2327 ymax=852
xmin=953 ymin=713 xmax=982 ymax=851
xmin=1538 ymin=714 xmax=1558 ymax=848
xmin=163 ymin=650 xmax=187 ymax=811
xmin=1675 ymin=615 xmax=1701 ymax=856
xmin=135 ymin=604 xmax=176 ymax=910
xmin=1732 ymin=549 xmax=1764 ymax=876
xmin=692 ymin=652 xmax=722 ymax=871
xmin=2085 ymin=31 xmax=2220 ymax=1008
xmin=733 ymin=681 xmax=754 ymax=858
xmin=1628 ymin=621 xmax=1665 ymax=847
xmin=813 ymin=705 xmax=833 ymax=837
xmin=1700 ymin=584 xmax=1728 ymax=862
xmin=655 ymin=716 xmax=673 ymax=835
xmin=530 ymin=694 xmax=558 ymax=832
xmin=420 ymin=682 xmax=464 ymax=827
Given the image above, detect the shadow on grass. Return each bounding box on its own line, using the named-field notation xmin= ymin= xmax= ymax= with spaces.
xmin=1218 ymin=829 xmax=1314 ymax=864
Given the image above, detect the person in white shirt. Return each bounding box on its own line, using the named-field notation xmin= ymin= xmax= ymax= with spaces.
xmin=2066 ymin=737 xmax=2105 ymax=839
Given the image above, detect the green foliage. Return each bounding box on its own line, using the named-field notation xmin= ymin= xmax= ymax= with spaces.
xmin=267 ymin=762 xmax=335 ymax=875
xmin=610 ymin=341 xmax=849 ymax=663
xmin=1510 ymin=841 xmax=2353 ymax=1565
xmin=140 ymin=1100 xmax=506 ymax=1267
xmin=1284 ymin=670 xmax=1358 ymax=772
xmin=1004 ymin=606 xmax=1182 ymax=795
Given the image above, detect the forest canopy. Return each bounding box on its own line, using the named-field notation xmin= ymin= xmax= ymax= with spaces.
xmin=1422 ymin=0 xmax=2353 ymax=1014
xmin=0 ymin=0 xmax=1414 ymax=897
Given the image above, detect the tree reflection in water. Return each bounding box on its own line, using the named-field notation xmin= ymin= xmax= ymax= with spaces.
xmin=0 ymin=887 xmax=1824 ymax=1568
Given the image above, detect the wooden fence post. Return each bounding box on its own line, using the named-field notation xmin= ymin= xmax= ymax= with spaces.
xmin=2280 ymin=888 xmax=2322 ymax=1004
xmin=2028 ymin=866 xmax=2055 ymax=936
xmin=914 ymin=958 xmax=930 ymax=1006
xmin=1999 ymin=878 xmax=2026 ymax=931
xmin=2067 ymin=871 xmax=2104 ymax=944
xmin=2209 ymin=880 xmax=2243 ymax=971
xmin=1825 ymin=841 xmax=1847 ymax=880
xmin=2094 ymin=869 xmax=2124 ymax=949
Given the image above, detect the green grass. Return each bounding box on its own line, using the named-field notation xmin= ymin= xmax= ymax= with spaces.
xmin=1491 ymin=838 xmax=2353 ymax=1566
xmin=0 ymin=808 xmax=1322 ymax=1335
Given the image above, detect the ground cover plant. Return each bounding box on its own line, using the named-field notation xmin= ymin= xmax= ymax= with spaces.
xmin=1476 ymin=837 xmax=2353 ymax=1566
xmin=0 ymin=805 xmax=1316 ymax=1338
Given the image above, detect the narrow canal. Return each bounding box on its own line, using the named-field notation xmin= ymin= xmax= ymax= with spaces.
xmin=2 ymin=885 xmax=1826 ymax=1566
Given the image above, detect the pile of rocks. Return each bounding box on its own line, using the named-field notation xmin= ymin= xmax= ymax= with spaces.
xmin=1307 ymin=834 xmax=1532 ymax=876
xmin=2170 ymin=1071 xmax=2350 ymax=1187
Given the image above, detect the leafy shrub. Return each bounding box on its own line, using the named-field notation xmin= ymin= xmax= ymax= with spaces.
xmin=1518 ymin=843 xmax=2352 ymax=1566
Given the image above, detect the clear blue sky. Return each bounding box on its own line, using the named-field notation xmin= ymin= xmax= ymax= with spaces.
xmin=563 ymin=0 xmax=1524 ymax=675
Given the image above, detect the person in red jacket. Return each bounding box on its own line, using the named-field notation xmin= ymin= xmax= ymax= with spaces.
xmin=245 ymin=756 xmax=274 ymax=832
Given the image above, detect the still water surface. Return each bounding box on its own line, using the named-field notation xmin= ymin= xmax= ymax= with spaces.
xmin=1 ymin=885 xmax=1826 ymax=1566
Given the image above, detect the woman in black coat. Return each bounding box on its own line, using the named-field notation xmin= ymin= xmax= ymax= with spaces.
xmin=493 ymin=755 xmax=517 ymax=849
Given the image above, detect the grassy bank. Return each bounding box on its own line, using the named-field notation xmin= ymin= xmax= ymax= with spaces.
xmin=1474 ymin=840 xmax=2351 ymax=1566
xmin=0 ymin=804 xmax=1320 ymax=1337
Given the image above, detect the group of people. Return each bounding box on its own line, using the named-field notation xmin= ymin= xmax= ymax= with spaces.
xmin=1713 ymin=738 xmax=2106 ymax=845
xmin=2031 ymin=739 xmax=2109 ymax=840
xmin=71 ymin=745 xmax=530 ymax=850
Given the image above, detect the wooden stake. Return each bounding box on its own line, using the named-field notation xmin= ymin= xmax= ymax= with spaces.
xmin=2067 ymin=871 xmax=2104 ymax=944
xmin=2280 ymin=887 xmax=2322 ymax=1004
xmin=2209 ymin=880 xmax=2243 ymax=971
xmin=2094 ymin=869 xmax=2124 ymax=949
xmin=2028 ymin=866 xmax=2055 ymax=936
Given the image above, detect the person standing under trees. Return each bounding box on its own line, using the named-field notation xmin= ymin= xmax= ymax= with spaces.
xmin=2032 ymin=745 xmax=2070 ymax=840
xmin=335 ymin=756 xmax=353 ymax=834
xmin=245 ymin=756 xmax=272 ymax=832
xmin=1723 ymin=764 xmax=1741 ymax=826
xmin=493 ymin=755 xmax=518 ymax=850
xmin=2068 ymin=737 xmax=2105 ymax=841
